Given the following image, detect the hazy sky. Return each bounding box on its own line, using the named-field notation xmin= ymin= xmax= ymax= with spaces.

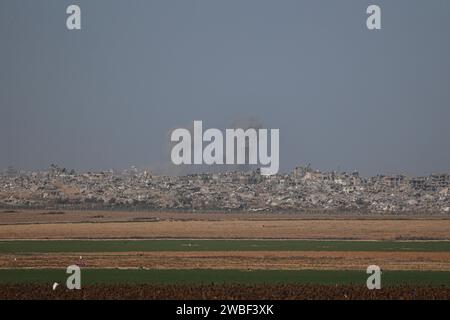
xmin=1 ymin=0 xmax=450 ymax=176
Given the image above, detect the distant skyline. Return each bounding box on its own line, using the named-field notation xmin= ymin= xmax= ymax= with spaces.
xmin=1 ymin=1 xmax=450 ymax=176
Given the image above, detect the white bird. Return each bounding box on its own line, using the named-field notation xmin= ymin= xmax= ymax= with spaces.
xmin=52 ymin=282 xmax=59 ymax=290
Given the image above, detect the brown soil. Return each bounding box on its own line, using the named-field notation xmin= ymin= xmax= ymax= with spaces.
xmin=2 ymin=251 xmax=450 ymax=271
xmin=1 ymin=209 xmax=448 ymax=225
xmin=0 ymin=219 xmax=449 ymax=240
xmin=1 ymin=283 xmax=449 ymax=300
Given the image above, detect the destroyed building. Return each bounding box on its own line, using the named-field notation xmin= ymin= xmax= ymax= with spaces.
xmin=1 ymin=165 xmax=449 ymax=214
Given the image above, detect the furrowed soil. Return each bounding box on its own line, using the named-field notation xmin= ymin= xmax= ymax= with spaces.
xmin=1 ymin=219 xmax=450 ymax=240
xmin=1 ymin=284 xmax=449 ymax=300
xmin=2 ymin=251 xmax=450 ymax=271
xmin=1 ymin=209 xmax=449 ymax=240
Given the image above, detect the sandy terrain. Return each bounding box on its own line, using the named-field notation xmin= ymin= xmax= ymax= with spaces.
xmin=2 ymin=251 xmax=450 ymax=271
xmin=0 ymin=219 xmax=449 ymax=240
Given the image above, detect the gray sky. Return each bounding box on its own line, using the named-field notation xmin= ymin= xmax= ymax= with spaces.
xmin=1 ymin=0 xmax=450 ymax=176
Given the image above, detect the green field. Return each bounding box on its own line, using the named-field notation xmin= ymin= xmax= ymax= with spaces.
xmin=1 ymin=240 xmax=450 ymax=253
xmin=0 ymin=269 xmax=449 ymax=286
xmin=1 ymin=240 xmax=449 ymax=287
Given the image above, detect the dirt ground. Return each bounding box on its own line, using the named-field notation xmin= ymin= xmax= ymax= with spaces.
xmin=2 ymin=283 xmax=450 ymax=300
xmin=0 ymin=219 xmax=449 ymax=240
xmin=2 ymin=251 xmax=450 ymax=271
xmin=1 ymin=209 xmax=449 ymax=240
xmin=1 ymin=210 xmax=449 ymax=273
xmin=1 ymin=209 xmax=448 ymax=225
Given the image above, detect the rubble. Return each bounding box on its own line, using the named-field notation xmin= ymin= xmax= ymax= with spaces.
xmin=1 ymin=165 xmax=450 ymax=214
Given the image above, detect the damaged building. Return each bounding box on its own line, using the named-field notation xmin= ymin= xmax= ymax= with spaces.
xmin=1 ymin=165 xmax=449 ymax=214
